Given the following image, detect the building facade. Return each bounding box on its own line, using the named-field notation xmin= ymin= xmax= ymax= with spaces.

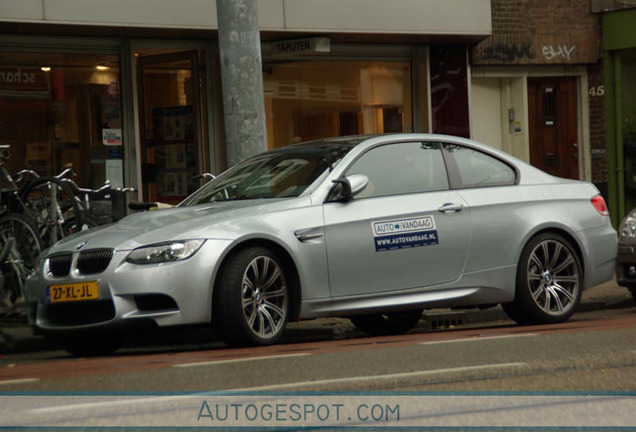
xmin=598 ymin=3 xmax=636 ymax=223
xmin=0 ymin=0 xmax=492 ymax=204
xmin=0 ymin=0 xmax=607 ymax=213
xmin=470 ymin=0 xmax=605 ymax=198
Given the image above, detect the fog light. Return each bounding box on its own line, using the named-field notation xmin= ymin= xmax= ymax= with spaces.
xmin=628 ymin=266 xmax=636 ymax=278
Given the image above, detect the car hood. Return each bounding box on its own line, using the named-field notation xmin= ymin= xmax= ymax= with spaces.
xmin=48 ymin=198 xmax=296 ymax=254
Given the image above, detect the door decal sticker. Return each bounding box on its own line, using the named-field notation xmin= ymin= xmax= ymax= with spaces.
xmin=372 ymin=216 xmax=439 ymax=251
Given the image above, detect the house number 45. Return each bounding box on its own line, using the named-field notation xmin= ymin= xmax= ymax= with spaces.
xmin=588 ymin=85 xmax=605 ymax=97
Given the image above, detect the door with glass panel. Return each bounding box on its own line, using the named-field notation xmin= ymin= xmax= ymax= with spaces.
xmin=137 ymin=51 xmax=204 ymax=204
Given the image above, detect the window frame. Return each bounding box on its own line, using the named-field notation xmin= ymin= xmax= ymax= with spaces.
xmin=340 ymin=140 xmax=452 ymax=200
xmin=440 ymin=142 xmax=520 ymax=189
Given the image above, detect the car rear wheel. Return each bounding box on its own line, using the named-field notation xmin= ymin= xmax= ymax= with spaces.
xmin=627 ymin=285 xmax=636 ymax=302
xmin=215 ymin=247 xmax=289 ymax=347
xmin=58 ymin=333 xmax=124 ymax=357
xmin=350 ymin=309 xmax=423 ymax=336
xmin=503 ymin=233 xmax=582 ymax=325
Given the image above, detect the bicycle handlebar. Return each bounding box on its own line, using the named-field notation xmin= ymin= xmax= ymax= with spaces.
xmin=15 ymin=169 xmax=40 ymax=183
xmin=54 ymin=168 xmax=76 ymax=180
xmin=62 ymin=178 xmax=137 ymax=195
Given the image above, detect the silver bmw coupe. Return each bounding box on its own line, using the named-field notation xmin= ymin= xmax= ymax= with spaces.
xmin=25 ymin=134 xmax=617 ymax=356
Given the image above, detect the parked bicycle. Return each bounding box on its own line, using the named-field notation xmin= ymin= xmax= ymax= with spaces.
xmin=62 ymin=178 xmax=137 ymax=224
xmin=1 ymin=145 xmax=83 ymax=248
xmin=0 ymin=210 xmax=42 ymax=314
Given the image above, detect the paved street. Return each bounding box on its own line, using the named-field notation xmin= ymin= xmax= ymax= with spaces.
xmin=0 ymin=280 xmax=634 ymax=392
xmin=1 ymin=280 xmax=635 ymax=429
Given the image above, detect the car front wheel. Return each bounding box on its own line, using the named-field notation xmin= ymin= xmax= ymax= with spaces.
xmin=215 ymin=247 xmax=290 ymax=347
xmin=503 ymin=233 xmax=582 ymax=325
xmin=350 ymin=309 xmax=423 ymax=336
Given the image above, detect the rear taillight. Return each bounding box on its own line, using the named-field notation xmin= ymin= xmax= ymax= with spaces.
xmin=591 ymin=194 xmax=609 ymax=216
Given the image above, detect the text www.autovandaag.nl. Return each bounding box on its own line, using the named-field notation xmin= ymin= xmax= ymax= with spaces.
xmin=375 ymin=232 xmax=438 ymax=247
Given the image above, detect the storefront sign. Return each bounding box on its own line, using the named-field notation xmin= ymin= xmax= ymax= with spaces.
xmin=263 ymin=37 xmax=330 ymax=57
xmin=0 ymin=67 xmax=49 ymax=91
xmin=103 ymin=128 xmax=122 ymax=145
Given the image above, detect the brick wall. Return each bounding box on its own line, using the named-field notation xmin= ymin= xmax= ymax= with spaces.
xmin=588 ymin=62 xmax=608 ymax=185
xmin=473 ymin=0 xmax=607 ymax=186
xmin=474 ymin=0 xmax=602 ymax=65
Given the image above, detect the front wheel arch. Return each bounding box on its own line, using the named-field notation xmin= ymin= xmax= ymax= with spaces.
xmin=212 ymin=239 xmax=302 ymax=326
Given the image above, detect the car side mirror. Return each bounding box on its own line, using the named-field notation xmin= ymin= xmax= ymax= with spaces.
xmin=326 ymin=174 xmax=369 ymax=203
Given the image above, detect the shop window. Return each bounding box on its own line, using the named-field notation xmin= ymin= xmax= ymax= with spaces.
xmin=0 ymin=52 xmax=122 ymax=190
xmin=263 ymin=61 xmax=412 ymax=149
xmin=430 ymin=46 xmax=470 ymax=138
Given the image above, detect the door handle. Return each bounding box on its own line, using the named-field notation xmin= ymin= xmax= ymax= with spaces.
xmin=438 ymin=203 xmax=464 ymax=213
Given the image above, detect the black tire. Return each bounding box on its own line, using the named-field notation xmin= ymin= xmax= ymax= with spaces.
xmin=350 ymin=309 xmax=423 ymax=336
xmin=215 ymin=247 xmax=290 ymax=347
xmin=503 ymin=232 xmax=582 ymax=325
xmin=58 ymin=333 xmax=124 ymax=357
xmin=628 ymin=285 xmax=636 ymax=302
xmin=0 ymin=212 xmax=43 ymax=309
xmin=18 ymin=177 xmax=81 ymax=247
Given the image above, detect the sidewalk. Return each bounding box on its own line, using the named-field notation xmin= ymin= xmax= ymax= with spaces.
xmin=0 ymin=280 xmax=633 ymax=356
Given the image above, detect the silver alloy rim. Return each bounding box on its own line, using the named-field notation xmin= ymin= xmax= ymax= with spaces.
xmin=527 ymin=239 xmax=579 ymax=315
xmin=241 ymin=255 xmax=288 ymax=339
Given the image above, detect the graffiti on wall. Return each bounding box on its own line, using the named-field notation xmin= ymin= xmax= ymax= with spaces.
xmin=482 ymin=44 xmax=534 ymax=62
xmin=542 ymin=45 xmax=576 ymax=61
xmin=473 ymin=34 xmax=599 ymax=65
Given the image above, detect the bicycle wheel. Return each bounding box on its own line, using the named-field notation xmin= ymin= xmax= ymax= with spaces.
xmin=0 ymin=212 xmax=42 ymax=312
xmin=18 ymin=177 xmax=82 ymax=247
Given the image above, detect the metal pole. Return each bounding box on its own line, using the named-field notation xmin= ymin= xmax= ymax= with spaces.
xmin=216 ymin=0 xmax=268 ymax=167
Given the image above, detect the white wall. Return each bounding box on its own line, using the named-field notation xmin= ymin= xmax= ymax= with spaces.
xmin=471 ymin=77 xmax=503 ymax=150
xmin=470 ymin=74 xmax=530 ymax=163
xmin=0 ymin=0 xmax=491 ymax=35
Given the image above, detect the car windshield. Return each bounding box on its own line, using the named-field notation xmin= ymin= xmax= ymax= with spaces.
xmin=179 ymin=141 xmax=359 ymax=206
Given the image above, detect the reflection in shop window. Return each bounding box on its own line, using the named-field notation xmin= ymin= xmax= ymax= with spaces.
xmin=263 ymin=61 xmax=412 ymax=149
xmin=0 ymin=53 xmax=122 ymax=190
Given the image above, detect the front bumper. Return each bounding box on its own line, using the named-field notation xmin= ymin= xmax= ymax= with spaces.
xmin=25 ymin=240 xmax=232 ymax=334
xmin=616 ymin=239 xmax=636 ymax=288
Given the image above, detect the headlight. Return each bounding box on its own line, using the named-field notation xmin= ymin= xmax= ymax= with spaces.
xmin=126 ymin=240 xmax=205 ymax=264
xmin=620 ymin=210 xmax=636 ymax=239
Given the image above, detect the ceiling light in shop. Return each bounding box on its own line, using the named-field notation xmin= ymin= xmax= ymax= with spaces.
xmin=41 ymin=67 xmax=51 ymax=72
xmin=95 ymin=65 xmax=110 ymax=71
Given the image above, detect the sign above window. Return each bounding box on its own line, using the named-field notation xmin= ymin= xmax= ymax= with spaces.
xmin=262 ymin=37 xmax=330 ymax=58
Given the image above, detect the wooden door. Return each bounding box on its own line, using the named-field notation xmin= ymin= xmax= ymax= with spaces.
xmin=528 ymin=77 xmax=579 ymax=179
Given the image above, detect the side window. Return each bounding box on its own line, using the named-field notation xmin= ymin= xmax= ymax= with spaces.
xmin=345 ymin=142 xmax=449 ymax=199
xmin=445 ymin=145 xmax=516 ymax=188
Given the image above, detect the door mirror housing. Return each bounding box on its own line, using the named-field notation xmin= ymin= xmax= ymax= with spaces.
xmin=326 ymin=174 xmax=369 ymax=203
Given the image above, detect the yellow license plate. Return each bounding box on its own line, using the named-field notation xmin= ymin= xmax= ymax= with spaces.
xmin=47 ymin=282 xmax=99 ymax=303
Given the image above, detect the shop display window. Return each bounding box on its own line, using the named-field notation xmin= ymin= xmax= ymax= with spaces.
xmin=263 ymin=61 xmax=412 ymax=149
xmin=0 ymin=52 xmax=122 ymax=190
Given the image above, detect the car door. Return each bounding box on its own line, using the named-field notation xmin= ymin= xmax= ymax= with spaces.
xmin=323 ymin=141 xmax=470 ymax=297
xmin=441 ymin=143 xmax=520 ymax=274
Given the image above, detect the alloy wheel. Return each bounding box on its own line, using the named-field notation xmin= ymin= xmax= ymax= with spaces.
xmin=241 ymin=255 xmax=288 ymax=339
xmin=526 ymin=239 xmax=579 ymax=315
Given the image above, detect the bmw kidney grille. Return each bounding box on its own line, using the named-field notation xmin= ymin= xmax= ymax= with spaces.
xmin=47 ymin=249 xmax=114 ymax=276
